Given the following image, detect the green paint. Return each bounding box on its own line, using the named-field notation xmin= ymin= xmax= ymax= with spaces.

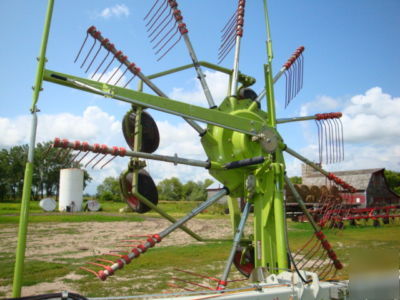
xmin=13 ymin=0 xmax=54 ymax=296
xmin=44 ymin=69 xmax=264 ymax=135
xmin=12 ymin=163 xmax=34 ymax=297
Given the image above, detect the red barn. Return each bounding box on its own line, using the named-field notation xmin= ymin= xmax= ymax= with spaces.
xmin=301 ymin=165 xmax=400 ymax=208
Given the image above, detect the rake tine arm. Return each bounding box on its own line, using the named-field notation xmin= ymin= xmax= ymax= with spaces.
xmin=91 ymin=189 xmax=228 ymax=281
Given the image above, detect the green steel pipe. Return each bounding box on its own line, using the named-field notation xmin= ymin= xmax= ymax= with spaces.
xmin=13 ymin=0 xmax=54 ymax=296
xmin=31 ymin=0 xmax=55 ymax=111
xmin=12 ymin=162 xmax=34 ymax=297
xmin=146 ymin=61 xmax=255 ymax=86
xmin=284 ymin=175 xmax=320 ymax=233
xmin=44 ymin=70 xmax=264 ymax=135
xmin=133 ymin=192 xmax=203 ymax=241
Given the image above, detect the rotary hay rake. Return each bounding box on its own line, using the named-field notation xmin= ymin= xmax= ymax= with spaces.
xmin=13 ymin=0 xmax=363 ymax=298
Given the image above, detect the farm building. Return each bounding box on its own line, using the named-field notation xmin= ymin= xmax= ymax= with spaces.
xmin=301 ymin=165 xmax=400 ymax=208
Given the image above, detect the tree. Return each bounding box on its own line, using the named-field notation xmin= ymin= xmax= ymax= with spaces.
xmin=0 ymin=141 xmax=92 ymax=202
xmin=157 ymin=177 xmax=183 ymax=201
xmin=158 ymin=177 xmax=213 ymax=201
xmin=290 ymin=176 xmax=302 ymax=184
xmin=384 ymin=170 xmax=400 ymax=195
xmin=96 ymin=177 xmax=121 ymax=201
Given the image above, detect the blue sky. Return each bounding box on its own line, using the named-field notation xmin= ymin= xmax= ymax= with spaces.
xmin=0 ymin=0 xmax=399 ymax=194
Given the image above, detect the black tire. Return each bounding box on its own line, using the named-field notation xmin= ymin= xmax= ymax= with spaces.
xmin=122 ymin=110 xmax=160 ymax=153
xmin=120 ymin=170 xmax=158 ymax=214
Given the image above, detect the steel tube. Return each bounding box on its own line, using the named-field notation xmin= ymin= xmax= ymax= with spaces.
xmin=54 ymin=140 xmax=210 ymax=168
xmin=284 ymin=146 xmax=329 ymax=177
xmin=277 ymin=115 xmax=317 ymax=124
xmin=159 ymin=188 xmax=228 ymax=238
xmin=103 ymin=189 xmax=227 ymax=277
xmin=46 ymin=73 xmax=261 ymax=136
xmin=181 ymin=34 xmax=216 ymax=108
xmin=255 ymin=66 xmax=285 ymax=103
xmin=13 ymin=0 xmax=55 ymax=296
xmin=218 ymin=202 xmax=251 ymax=289
xmin=86 ymin=30 xmax=205 ymax=134
xmin=284 ymin=175 xmax=320 ymax=232
xmin=230 ymin=35 xmax=242 ymax=96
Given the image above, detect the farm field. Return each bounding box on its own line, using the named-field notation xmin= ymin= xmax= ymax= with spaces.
xmin=0 ymin=201 xmax=399 ymax=298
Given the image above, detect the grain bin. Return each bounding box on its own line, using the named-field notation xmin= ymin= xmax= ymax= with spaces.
xmin=59 ymin=168 xmax=84 ymax=212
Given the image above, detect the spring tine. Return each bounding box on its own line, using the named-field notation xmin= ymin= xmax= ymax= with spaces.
xmin=321 ymin=120 xmax=328 ymax=164
xmin=300 ymin=53 xmax=304 ymax=90
xmin=67 ymin=150 xmax=82 ymax=165
xmin=148 ymin=6 xmax=172 ymax=37
xmin=218 ymin=37 xmax=235 ymax=61
xmin=53 ymin=148 xmax=65 ymax=160
xmin=106 ymin=63 xmax=123 ymax=84
xmin=147 ymin=5 xmax=171 ymax=36
xmin=328 ymin=119 xmax=334 ymax=164
xmin=98 ymin=57 xmax=115 ymax=82
xmin=286 ymin=68 xmax=292 ymax=107
xmin=80 ymin=38 xmax=97 ymax=69
xmin=292 ymin=60 xmax=298 ymax=101
xmin=333 ymin=118 xmax=341 ymax=163
xmin=298 ymin=242 xmax=322 ymax=269
xmin=149 ymin=14 xmax=174 ymax=42
xmin=42 ymin=144 xmax=54 ymax=157
xmin=219 ymin=23 xmax=236 ymax=50
xmin=218 ymin=33 xmax=236 ymax=59
xmin=96 ymin=258 xmax=115 ymax=264
xmin=87 ymin=261 xmax=108 ymax=268
xmin=60 ymin=148 xmax=72 ymax=163
xmin=79 ymin=266 xmax=100 ymax=277
xmin=91 ymin=51 xmax=110 ymax=79
xmin=218 ymin=33 xmax=236 ymax=56
xmin=327 ymin=119 xmax=335 ymax=163
xmin=145 ymin=0 xmax=168 ymax=29
xmin=315 ymin=121 xmax=322 ymax=164
xmin=91 ymin=154 xmax=107 ymax=169
xmin=122 ymin=74 xmax=137 ymax=88
xmin=85 ymin=44 xmax=102 ymax=73
xmin=171 ymin=277 xmax=215 ymax=290
xmin=291 ymin=60 xmax=296 ymax=102
xmin=334 ymin=118 xmax=342 ymax=162
xmin=76 ymin=151 xmax=90 ymax=164
xmin=74 ymin=33 xmax=89 ymax=63
xmin=152 ymin=25 xmax=178 ymax=50
xmin=297 ymin=57 xmax=302 ymax=95
xmin=85 ymin=153 xmax=100 ymax=168
xmin=167 ymin=283 xmax=196 ymax=292
xmin=217 ymin=36 xmax=236 ymax=63
xmin=174 ymin=268 xmax=220 ymax=282
xmin=221 ymin=10 xmax=237 ymax=33
xmin=113 ymin=67 xmax=129 ymax=86
xmin=144 ymin=0 xmax=162 ymax=20
xmin=156 ymin=34 xmax=182 ymax=61
xmin=338 ymin=118 xmax=344 ymax=161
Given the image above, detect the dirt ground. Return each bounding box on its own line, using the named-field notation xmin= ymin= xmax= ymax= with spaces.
xmin=0 ymin=217 xmax=247 ymax=296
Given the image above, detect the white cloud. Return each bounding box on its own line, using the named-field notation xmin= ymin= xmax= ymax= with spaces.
xmin=342 ymin=87 xmax=400 ymax=145
xmin=169 ymin=71 xmax=229 ymax=106
xmin=147 ymin=120 xmax=213 ymax=185
xmin=300 ymin=95 xmax=339 ymax=116
xmin=0 ymin=107 xmax=217 ymax=193
xmin=99 ymin=4 xmax=130 ymax=19
xmin=293 ymin=87 xmax=400 ymax=174
xmin=90 ymin=66 xmax=129 ymax=88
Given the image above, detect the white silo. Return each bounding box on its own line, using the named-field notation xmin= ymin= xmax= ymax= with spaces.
xmin=59 ymin=168 xmax=84 ymax=212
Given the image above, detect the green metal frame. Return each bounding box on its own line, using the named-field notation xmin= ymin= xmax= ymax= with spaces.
xmin=14 ymin=0 xmax=291 ymax=293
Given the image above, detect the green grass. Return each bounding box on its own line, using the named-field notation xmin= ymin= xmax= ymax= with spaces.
xmin=0 ymin=220 xmax=399 ymax=297
xmin=0 ymin=200 xmax=227 ymax=224
xmin=0 ymin=213 xmax=144 ymax=224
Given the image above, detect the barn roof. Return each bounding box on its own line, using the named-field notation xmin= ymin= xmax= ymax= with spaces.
xmin=302 ymin=168 xmax=384 ymax=191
